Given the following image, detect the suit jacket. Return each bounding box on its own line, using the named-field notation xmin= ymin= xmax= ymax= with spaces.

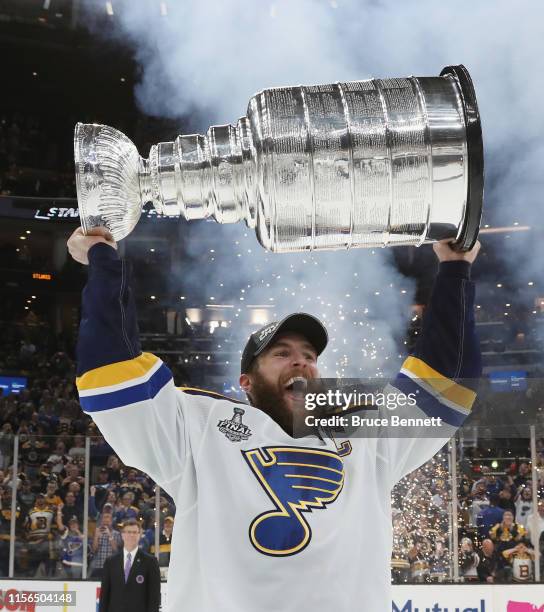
xmin=99 ymin=549 xmax=161 ymax=612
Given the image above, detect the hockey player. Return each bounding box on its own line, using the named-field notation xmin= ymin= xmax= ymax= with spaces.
xmin=68 ymin=227 xmax=481 ymax=612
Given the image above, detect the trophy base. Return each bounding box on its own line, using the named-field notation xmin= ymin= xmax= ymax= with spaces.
xmin=440 ymin=65 xmax=484 ymax=252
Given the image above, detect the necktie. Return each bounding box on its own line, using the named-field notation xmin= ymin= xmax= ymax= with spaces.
xmin=124 ymin=552 xmax=132 ymax=582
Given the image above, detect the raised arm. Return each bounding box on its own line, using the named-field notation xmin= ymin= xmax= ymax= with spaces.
xmin=384 ymin=240 xmax=482 ymax=484
xmin=68 ymin=228 xmax=189 ymax=497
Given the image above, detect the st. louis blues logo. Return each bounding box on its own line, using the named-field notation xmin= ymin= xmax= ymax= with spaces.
xmin=217 ymin=407 xmax=252 ymax=442
xmin=242 ymin=446 xmax=345 ymax=556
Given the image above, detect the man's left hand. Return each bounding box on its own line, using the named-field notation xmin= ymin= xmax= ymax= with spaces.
xmin=433 ymin=239 xmax=481 ymax=264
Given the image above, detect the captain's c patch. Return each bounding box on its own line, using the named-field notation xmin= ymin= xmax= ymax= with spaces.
xmin=242 ymin=446 xmax=345 ymax=556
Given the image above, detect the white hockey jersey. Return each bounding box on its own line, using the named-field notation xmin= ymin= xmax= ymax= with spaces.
xmin=76 ymin=244 xmax=481 ymax=612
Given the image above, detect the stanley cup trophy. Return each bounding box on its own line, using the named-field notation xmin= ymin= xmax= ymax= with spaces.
xmin=74 ymin=64 xmax=483 ymax=252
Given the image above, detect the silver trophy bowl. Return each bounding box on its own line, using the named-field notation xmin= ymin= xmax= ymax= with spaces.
xmin=74 ymin=65 xmax=483 ymax=252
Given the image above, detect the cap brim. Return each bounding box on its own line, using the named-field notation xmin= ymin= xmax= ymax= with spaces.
xmin=254 ymin=313 xmax=328 ymax=359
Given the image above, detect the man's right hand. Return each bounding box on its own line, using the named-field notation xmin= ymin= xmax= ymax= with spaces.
xmin=67 ymin=227 xmax=117 ymax=265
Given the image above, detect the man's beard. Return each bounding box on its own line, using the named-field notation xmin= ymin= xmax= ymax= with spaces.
xmin=248 ymin=369 xmax=307 ymax=437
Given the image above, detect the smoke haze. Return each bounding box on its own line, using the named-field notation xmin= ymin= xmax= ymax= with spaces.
xmin=82 ymin=0 xmax=544 ymax=381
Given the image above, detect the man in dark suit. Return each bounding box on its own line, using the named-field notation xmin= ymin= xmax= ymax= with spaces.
xmin=99 ymin=518 xmax=161 ymax=612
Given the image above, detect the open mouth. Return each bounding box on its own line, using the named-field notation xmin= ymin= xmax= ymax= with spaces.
xmin=283 ymin=376 xmax=308 ymax=395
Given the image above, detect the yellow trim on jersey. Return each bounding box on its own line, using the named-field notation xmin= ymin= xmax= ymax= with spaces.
xmin=76 ymin=353 xmax=159 ymax=391
xmin=178 ymin=386 xmax=246 ymax=404
xmin=402 ymin=356 xmax=476 ymax=410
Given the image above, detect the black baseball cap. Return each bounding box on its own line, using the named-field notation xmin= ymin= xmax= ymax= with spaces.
xmin=240 ymin=313 xmax=328 ymax=374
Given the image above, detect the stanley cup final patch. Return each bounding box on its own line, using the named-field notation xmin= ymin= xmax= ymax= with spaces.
xmin=217 ymin=407 xmax=253 ymax=442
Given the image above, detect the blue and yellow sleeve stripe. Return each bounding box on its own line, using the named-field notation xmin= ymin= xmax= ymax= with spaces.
xmin=393 ymin=356 xmax=476 ymax=427
xmin=76 ymin=352 xmax=172 ymax=413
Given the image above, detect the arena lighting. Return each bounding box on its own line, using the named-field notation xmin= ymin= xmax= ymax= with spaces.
xmin=479 ymin=225 xmax=530 ymax=234
xmin=150 ymin=295 xmax=156 ymax=300
xmin=106 ymin=2 xmax=114 ymax=16
xmin=528 ymin=281 xmax=534 ymax=286
xmin=25 ymin=230 xmax=31 ymax=234
xmin=206 ymin=304 xmax=234 ymax=308
xmin=31 ymin=295 xmax=36 ymax=299
xmin=179 ymin=296 xmax=185 ymax=300
xmin=491 ymin=460 xmax=499 ymax=469
xmin=19 ymin=236 xmax=26 ymax=240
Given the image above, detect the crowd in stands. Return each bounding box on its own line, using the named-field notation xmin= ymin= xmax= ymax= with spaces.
xmin=0 ymin=323 xmax=175 ymax=579
xmin=1 ymin=314 xmax=544 ymax=582
xmin=0 ymin=112 xmax=76 ymax=198
xmin=391 ymin=445 xmax=544 ymax=584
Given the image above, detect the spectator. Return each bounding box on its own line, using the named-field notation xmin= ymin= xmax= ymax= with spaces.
xmin=43 ymin=481 xmax=63 ymax=511
xmin=477 ymin=494 xmax=504 ymax=541
xmin=484 ymin=468 xmax=504 ymax=497
xmin=119 ymin=469 xmax=144 ymax=504
xmin=36 ymin=461 xmax=56 ymax=492
xmin=477 ymin=539 xmax=500 ymax=583
xmin=514 ymin=462 xmax=531 ymax=489
xmin=428 ymin=539 xmax=449 ymax=583
xmin=0 ymin=485 xmax=22 ymax=577
xmin=57 ymin=491 xmax=83 ymax=528
xmin=67 ymin=434 xmax=86 ymax=461
xmin=489 ymin=510 xmax=528 ymax=580
xmin=67 ymin=481 xmax=84 ymax=510
xmin=92 ymin=468 xmax=112 ymax=510
xmin=20 ymin=434 xmax=49 ymax=482
xmin=515 ymin=487 xmax=534 ymax=529
xmin=46 ymin=440 xmax=69 ymax=475
xmin=90 ymin=510 xmax=122 ymax=579
xmin=106 ymin=455 xmax=123 ymax=484
xmin=57 ymin=516 xmax=84 ymax=579
xmin=498 ymin=488 xmax=516 ymax=516
xmin=526 ymin=500 xmax=544 ymax=544
xmin=16 ymin=477 xmax=36 ymax=513
xmin=459 ymin=537 xmax=480 ymax=582
xmin=59 ymin=462 xmax=84 ymax=498
xmin=470 ymin=482 xmax=490 ymax=526
xmin=502 ymin=542 xmax=535 ymax=583
xmin=24 ymin=493 xmax=55 ymax=576
xmin=114 ymin=492 xmax=139 ymax=529
xmin=150 ymin=515 xmax=174 ymax=569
